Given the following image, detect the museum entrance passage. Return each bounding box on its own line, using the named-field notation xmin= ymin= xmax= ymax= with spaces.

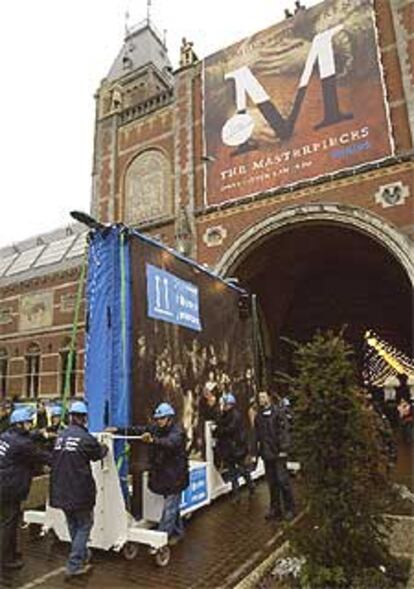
xmin=230 ymin=222 xmax=413 ymax=377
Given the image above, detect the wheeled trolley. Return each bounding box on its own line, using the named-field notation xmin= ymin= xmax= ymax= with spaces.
xmin=24 ymin=434 xmax=171 ymax=567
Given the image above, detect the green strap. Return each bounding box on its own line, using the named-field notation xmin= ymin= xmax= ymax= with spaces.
xmin=119 ymin=231 xmax=128 ymax=411
xmin=62 ymin=244 xmax=88 ymax=420
xmin=117 ymin=231 xmax=129 ymax=475
xmin=116 ymin=441 xmax=131 ymax=471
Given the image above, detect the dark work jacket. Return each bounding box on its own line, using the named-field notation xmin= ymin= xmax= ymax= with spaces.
xmin=0 ymin=427 xmax=51 ymax=502
xmin=50 ymin=424 xmax=107 ymax=512
xmin=215 ymin=407 xmax=248 ymax=464
xmin=36 ymin=411 xmax=48 ymax=430
xmin=254 ymin=404 xmax=290 ymax=461
xmin=121 ymin=422 xmax=189 ymax=497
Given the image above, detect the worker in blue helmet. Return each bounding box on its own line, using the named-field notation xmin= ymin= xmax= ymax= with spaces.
xmin=215 ymin=392 xmax=255 ymax=502
xmin=49 ymin=400 xmax=108 ymax=579
xmin=106 ymin=402 xmax=189 ymax=547
xmin=48 ymin=405 xmax=63 ymax=433
xmin=0 ymin=406 xmax=51 ymax=571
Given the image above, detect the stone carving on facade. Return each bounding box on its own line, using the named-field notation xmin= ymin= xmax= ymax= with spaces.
xmin=124 ymin=150 xmax=172 ymax=224
xmin=110 ymin=85 xmax=123 ymax=111
xmin=60 ymin=293 xmax=76 ymax=313
xmin=202 ymin=225 xmax=228 ymax=248
xmin=19 ymin=291 xmax=53 ymax=332
xmin=175 ymin=205 xmax=193 ymax=256
xmin=0 ymin=307 xmax=12 ymax=325
xmin=375 ymin=181 xmax=410 ymax=208
xmin=179 ymin=38 xmax=198 ymax=68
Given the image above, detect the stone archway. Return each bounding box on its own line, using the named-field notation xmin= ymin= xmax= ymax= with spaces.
xmin=216 ymin=203 xmax=414 ymax=370
xmin=216 ymin=203 xmax=414 ymax=286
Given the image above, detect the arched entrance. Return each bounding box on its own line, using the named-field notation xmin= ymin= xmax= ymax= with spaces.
xmin=217 ymin=204 xmax=414 ymax=374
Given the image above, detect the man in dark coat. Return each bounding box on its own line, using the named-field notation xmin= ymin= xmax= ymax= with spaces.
xmin=107 ymin=402 xmax=189 ymax=545
xmin=0 ymin=406 xmax=51 ymax=570
xmin=254 ymin=391 xmax=295 ymax=520
xmin=50 ymin=401 xmax=108 ymax=579
xmin=215 ymin=393 xmax=254 ymax=501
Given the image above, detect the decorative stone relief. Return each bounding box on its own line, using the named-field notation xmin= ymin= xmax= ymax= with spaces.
xmin=0 ymin=307 xmax=12 ymax=325
xmin=203 ymin=225 xmax=228 ymax=248
xmin=124 ymin=150 xmax=172 ymax=224
xmin=19 ymin=291 xmax=53 ymax=332
xmin=60 ymin=294 xmax=76 ymax=313
xmin=179 ymin=38 xmax=198 ymax=68
xmin=374 ymin=181 xmax=410 ymax=208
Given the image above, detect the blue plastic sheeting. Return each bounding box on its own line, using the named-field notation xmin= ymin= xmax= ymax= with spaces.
xmin=85 ymin=227 xmax=132 ymax=501
xmin=85 ymin=227 xmax=132 ymax=431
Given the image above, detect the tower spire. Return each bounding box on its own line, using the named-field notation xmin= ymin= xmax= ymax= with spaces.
xmin=147 ymin=0 xmax=152 ymax=24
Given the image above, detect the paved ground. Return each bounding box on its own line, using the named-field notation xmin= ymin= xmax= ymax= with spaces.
xmin=0 ymin=479 xmax=297 ymax=589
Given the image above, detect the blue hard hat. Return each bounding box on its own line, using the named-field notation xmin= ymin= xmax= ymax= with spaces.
xmin=222 ymin=393 xmax=236 ymax=405
xmin=69 ymin=401 xmax=88 ymax=415
xmin=50 ymin=406 xmax=62 ymax=417
xmin=153 ymin=402 xmax=175 ymax=419
xmin=10 ymin=406 xmax=35 ymax=424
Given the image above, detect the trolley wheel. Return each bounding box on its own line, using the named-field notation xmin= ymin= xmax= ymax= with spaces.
xmin=122 ymin=542 xmax=139 ymax=561
xmin=154 ymin=546 xmax=171 ymax=567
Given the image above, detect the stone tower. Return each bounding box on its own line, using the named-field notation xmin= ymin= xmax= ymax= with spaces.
xmin=91 ymin=20 xmax=174 ymax=226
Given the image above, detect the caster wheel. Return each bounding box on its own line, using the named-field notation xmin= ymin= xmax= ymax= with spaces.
xmin=154 ymin=546 xmax=170 ymax=567
xmin=122 ymin=542 xmax=139 ymax=561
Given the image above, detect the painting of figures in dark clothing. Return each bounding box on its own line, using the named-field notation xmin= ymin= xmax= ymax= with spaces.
xmin=130 ymin=237 xmax=257 ymax=459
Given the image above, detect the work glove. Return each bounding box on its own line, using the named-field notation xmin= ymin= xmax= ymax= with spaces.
xmin=141 ymin=432 xmax=154 ymax=444
xmin=104 ymin=426 xmax=118 ymax=434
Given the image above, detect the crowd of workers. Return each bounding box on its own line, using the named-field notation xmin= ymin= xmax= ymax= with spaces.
xmin=0 ymin=388 xmax=296 ymax=580
xmin=0 ymin=376 xmax=411 ymax=580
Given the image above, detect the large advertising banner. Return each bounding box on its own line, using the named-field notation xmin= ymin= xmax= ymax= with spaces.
xmin=203 ymin=0 xmax=393 ymax=205
xmin=130 ymin=237 xmax=257 ymax=459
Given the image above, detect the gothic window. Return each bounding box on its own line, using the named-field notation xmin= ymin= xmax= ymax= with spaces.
xmin=60 ymin=341 xmax=77 ymax=397
xmin=25 ymin=343 xmax=41 ymax=398
xmin=124 ymin=150 xmax=172 ymax=225
xmin=0 ymin=349 xmax=8 ymax=398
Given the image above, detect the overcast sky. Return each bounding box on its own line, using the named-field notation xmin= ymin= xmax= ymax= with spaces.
xmin=0 ymin=0 xmax=320 ymax=249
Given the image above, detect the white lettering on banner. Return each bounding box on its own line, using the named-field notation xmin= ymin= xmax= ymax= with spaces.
xmin=224 ymin=66 xmax=270 ymax=112
xmin=299 ymin=25 xmax=343 ymax=88
xmin=147 ymin=264 xmax=202 ymax=331
xmin=217 ymin=125 xmax=371 ymax=187
xmin=222 ymin=25 xmax=351 ymax=146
